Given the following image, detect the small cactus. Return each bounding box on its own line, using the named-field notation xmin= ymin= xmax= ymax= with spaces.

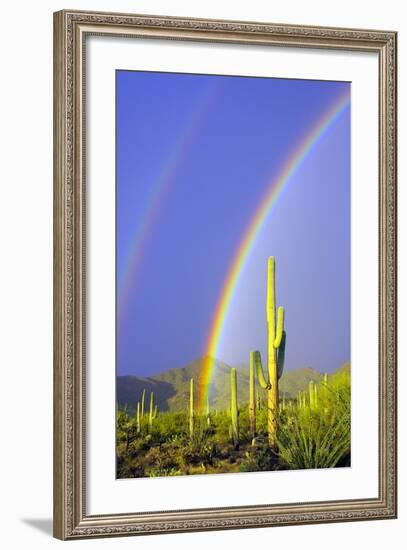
xmin=148 ymin=392 xmax=154 ymax=431
xmin=309 ymin=381 xmax=318 ymax=410
xmin=141 ymin=389 xmax=146 ymax=419
xmin=136 ymin=401 xmax=141 ymax=433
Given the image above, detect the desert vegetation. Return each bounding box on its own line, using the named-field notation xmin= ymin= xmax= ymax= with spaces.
xmin=116 ymin=366 xmax=350 ymax=477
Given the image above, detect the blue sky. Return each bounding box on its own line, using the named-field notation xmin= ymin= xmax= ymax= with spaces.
xmin=116 ymin=70 xmax=350 ymax=376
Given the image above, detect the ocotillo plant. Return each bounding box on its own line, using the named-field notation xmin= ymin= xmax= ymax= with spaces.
xmin=206 ymin=394 xmax=210 ymax=426
xmin=230 ymin=368 xmax=239 ymax=447
xmin=153 ymin=405 xmax=158 ymax=419
xmin=252 ymin=256 xmax=286 ymax=448
xmin=148 ymin=392 xmax=154 ymax=431
xmin=140 ymin=389 xmax=146 ymax=419
xmin=136 ymin=401 xmax=141 ymax=433
xmin=189 ymin=378 xmax=194 ymax=437
xmin=249 ymin=352 xmax=256 ymax=438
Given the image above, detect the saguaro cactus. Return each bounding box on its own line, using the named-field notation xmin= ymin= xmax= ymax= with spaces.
xmin=309 ymin=381 xmax=318 ymax=410
xmin=249 ymin=352 xmax=256 ymax=438
xmin=148 ymin=392 xmax=154 ymax=431
xmin=140 ymin=389 xmax=146 ymax=419
xmin=189 ymin=378 xmax=194 ymax=437
xmin=136 ymin=401 xmax=141 ymax=433
xmin=230 ymin=368 xmax=239 ymax=447
xmin=252 ymin=256 xmax=286 ymax=448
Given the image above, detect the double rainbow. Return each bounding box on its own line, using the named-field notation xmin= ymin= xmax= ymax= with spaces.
xmin=197 ymin=90 xmax=350 ymax=411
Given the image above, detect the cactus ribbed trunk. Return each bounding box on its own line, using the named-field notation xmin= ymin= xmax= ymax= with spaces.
xmin=230 ymin=368 xmax=239 ymax=447
xmin=148 ymin=392 xmax=154 ymax=431
xmin=249 ymin=352 xmax=256 ymax=438
xmin=189 ymin=378 xmax=194 ymax=437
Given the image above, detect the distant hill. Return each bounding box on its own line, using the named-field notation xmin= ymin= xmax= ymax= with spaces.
xmin=279 ymin=367 xmax=323 ymax=397
xmin=117 ymin=356 xmax=350 ymax=414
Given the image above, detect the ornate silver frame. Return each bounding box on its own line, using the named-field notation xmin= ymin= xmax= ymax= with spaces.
xmin=53 ymin=9 xmax=397 ymax=540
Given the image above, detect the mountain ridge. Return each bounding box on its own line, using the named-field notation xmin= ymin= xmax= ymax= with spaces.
xmin=117 ymin=356 xmax=349 ymax=413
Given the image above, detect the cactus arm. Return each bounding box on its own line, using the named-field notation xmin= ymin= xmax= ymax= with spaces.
xmin=277 ymin=330 xmax=286 ymax=379
xmin=274 ymin=307 xmax=285 ymax=348
xmin=253 ymin=350 xmax=271 ymax=389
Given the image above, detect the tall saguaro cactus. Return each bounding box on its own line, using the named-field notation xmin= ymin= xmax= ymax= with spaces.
xmin=189 ymin=378 xmax=194 ymax=437
xmin=252 ymin=256 xmax=286 ymax=448
xmin=230 ymin=368 xmax=239 ymax=447
xmin=249 ymin=352 xmax=256 ymax=438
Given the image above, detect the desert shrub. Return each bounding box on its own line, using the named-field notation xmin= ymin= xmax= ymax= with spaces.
xmin=183 ymin=418 xmax=216 ymax=465
xmin=153 ymin=411 xmax=188 ymax=438
xmin=276 ymin=370 xmax=351 ymax=469
xmin=239 ymin=443 xmax=277 ymax=472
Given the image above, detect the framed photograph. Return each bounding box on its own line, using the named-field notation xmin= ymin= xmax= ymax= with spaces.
xmin=53 ymin=9 xmax=397 ymax=540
